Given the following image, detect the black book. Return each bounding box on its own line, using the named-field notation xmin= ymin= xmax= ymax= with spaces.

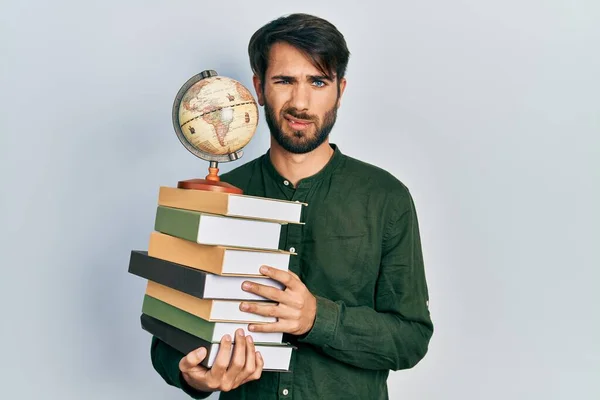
xmin=141 ymin=314 xmax=294 ymax=371
xmin=128 ymin=251 xmax=283 ymax=301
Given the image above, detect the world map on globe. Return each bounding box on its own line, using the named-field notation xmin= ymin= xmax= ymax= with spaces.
xmin=177 ymin=76 xmax=259 ymax=156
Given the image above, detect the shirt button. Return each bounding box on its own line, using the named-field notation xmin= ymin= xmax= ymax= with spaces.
xmin=282 ymin=389 xmax=289 ymax=395
xmin=289 ymin=247 xmax=296 ymax=253
xmin=283 ymin=180 xmax=289 ymax=186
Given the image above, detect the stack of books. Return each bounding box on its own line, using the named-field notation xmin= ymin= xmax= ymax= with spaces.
xmin=128 ymin=186 xmax=305 ymax=371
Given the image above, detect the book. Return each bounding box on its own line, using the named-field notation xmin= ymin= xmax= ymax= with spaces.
xmin=158 ymin=186 xmax=305 ymax=224
xmin=146 ymin=281 xmax=276 ymax=323
xmin=154 ymin=206 xmax=283 ymax=251
xmin=147 ymin=231 xmax=291 ymax=276
xmin=142 ymin=313 xmax=293 ymax=371
xmin=142 ymin=295 xmax=283 ymax=343
xmin=129 ymin=250 xmax=284 ymax=301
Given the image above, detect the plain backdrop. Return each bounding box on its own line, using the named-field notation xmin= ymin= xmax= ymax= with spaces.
xmin=1 ymin=1 xmax=599 ymax=399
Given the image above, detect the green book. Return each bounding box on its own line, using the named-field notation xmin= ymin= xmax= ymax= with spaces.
xmin=154 ymin=206 xmax=283 ymax=251
xmin=142 ymin=295 xmax=284 ymax=344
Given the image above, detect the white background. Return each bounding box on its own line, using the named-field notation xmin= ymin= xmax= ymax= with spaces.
xmin=1 ymin=1 xmax=599 ymax=399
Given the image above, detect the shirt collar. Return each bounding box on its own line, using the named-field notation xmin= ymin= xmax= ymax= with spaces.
xmin=262 ymin=143 xmax=344 ymax=189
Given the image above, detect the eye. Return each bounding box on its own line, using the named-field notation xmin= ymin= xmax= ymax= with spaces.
xmin=275 ymin=79 xmax=291 ymax=85
xmin=312 ymin=80 xmax=326 ymax=88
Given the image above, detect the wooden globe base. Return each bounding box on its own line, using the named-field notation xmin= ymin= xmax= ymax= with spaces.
xmin=177 ymin=167 xmax=243 ymax=194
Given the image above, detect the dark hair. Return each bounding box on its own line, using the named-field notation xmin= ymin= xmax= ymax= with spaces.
xmin=248 ymin=13 xmax=350 ymax=86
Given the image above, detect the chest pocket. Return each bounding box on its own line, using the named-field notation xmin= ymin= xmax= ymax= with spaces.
xmin=300 ymin=198 xmax=377 ymax=305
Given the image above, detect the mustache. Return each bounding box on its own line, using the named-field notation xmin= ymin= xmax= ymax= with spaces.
xmin=283 ymin=108 xmax=317 ymax=122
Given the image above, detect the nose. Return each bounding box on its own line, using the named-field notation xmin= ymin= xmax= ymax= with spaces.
xmin=289 ymin=83 xmax=310 ymax=111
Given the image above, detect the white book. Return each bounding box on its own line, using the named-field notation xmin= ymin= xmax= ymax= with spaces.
xmin=142 ymin=294 xmax=283 ymax=343
xmin=155 ymin=206 xmax=283 ymax=251
xmin=146 ymin=281 xmax=277 ymax=323
xmin=158 ymin=186 xmax=305 ymax=224
xmin=147 ymin=231 xmax=292 ymax=276
xmin=220 ymin=247 xmax=291 ymax=275
xmin=204 ymin=274 xmax=284 ymax=301
xmin=210 ymin=322 xmax=283 ymax=344
xmin=210 ymin=299 xmax=275 ymax=323
xmin=205 ymin=342 xmax=293 ymax=371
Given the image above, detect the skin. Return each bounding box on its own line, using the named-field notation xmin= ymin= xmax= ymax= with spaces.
xmin=242 ymin=42 xmax=346 ymax=335
xmin=179 ymin=328 xmax=264 ymax=392
xmin=180 ymin=40 xmax=347 ymax=393
xmin=256 ymin=41 xmax=347 ymax=187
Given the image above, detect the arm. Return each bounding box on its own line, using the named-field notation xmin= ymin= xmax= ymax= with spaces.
xmin=297 ymin=193 xmax=434 ymax=371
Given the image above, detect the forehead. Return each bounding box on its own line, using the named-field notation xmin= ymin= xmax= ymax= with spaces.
xmin=266 ymin=42 xmax=329 ymax=78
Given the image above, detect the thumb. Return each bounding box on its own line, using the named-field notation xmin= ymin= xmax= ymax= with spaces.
xmin=179 ymin=347 xmax=208 ymax=372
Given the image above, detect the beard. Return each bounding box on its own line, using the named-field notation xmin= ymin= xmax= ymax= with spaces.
xmin=264 ymin=99 xmax=338 ymax=154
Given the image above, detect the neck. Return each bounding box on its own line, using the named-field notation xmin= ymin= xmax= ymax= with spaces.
xmin=269 ymin=138 xmax=334 ymax=187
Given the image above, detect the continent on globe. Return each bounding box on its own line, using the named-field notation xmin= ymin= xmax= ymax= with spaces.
xmin=182 ymin=80 xmax=210 ymax=112
xmin=235 ymin=82 xmax=254 ymax=102
xmin=176 ymin=75 xmax=259 ymax=157
xmin=202 ymin=106 xmax=234 ymax=147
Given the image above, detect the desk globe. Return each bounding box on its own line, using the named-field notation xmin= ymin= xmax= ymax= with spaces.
xmin=172 ymin=70 xmax=259 ymax=194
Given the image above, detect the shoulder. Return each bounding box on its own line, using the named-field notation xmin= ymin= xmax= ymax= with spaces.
xmin=339 ymin=154 xmax=413 ymax=207
xmin=339 ymin=154 xmax=420 ymax=243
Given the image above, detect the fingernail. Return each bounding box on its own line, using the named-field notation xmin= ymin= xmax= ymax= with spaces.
xmin=197 ymin=347 xmax=206 ymax=357
xmin=237 ymin=328 xmax=245 ymax=337
xmin=256 ymin=351 xmax=262 ymax=359
xmin=246 ymin=335 xmax=253 ymax=344
xmin=224 ymin=334 xmax=232 ymax=342
xmin=240 ymin=303 xmax=249 ymax=311
xmin=248 ymin=324 xmax=255 ymax=331
xmin=242 ymin=282 xmax=252 ymax=290
xmin=260 ymin=266 xmax=268 ymax=274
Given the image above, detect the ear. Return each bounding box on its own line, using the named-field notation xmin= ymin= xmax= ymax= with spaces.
xmin=252 ymin=75 xmax=265 ymax=106
xmin=336 ymin=78 xmax=347 ymax=109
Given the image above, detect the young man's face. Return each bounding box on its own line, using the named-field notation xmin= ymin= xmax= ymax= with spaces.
xmin=253 ymin=41 xmax=347 ymax=154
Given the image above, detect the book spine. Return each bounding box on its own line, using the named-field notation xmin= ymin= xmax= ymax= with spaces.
xmin=148 ymin=232 xmax=225 ymax=275
xmin=128 ymin=251 xmax=208 ymax=299
xmin=141 ymin=313 xmax=213 ymax=368
xmin=154 ymin=206 xmax=200 ymax=243
xmin=142 ymin=295 xmax=216 ymax=342
xmin=158 ymin=186 xmax=229 ymax=215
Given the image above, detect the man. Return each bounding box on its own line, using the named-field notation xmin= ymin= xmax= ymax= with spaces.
xmin=150 ymin=13 xmax=433 ymax=400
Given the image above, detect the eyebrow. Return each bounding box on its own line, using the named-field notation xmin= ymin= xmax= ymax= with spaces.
xmin=271 ymin=74 xmax=334 ymax=82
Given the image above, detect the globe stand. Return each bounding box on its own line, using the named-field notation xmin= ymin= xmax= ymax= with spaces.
xmin=177 ymin=161 xmax=243 ymax=194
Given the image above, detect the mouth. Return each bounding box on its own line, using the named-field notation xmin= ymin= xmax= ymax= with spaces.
xmin=284 ymin=114 xmax=313 ymax=131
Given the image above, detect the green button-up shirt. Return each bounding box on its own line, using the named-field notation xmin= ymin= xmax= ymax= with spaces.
xmin=150 ymin=144 xmax=433 ymax=400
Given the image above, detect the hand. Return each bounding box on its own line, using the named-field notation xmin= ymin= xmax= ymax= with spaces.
xmin=241 ymin=265 xmax=317 ymax=336
xmin=178 ymin=329 xmax=264 ymax=393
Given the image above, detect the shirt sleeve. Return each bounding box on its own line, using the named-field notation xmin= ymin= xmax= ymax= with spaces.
xmin=150 ymin=336 xmax=214 ymax=399
xmin=298 ymin=191 xmax=434 ymax=371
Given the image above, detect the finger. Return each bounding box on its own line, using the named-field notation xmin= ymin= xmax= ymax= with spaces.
xmin=234 ymin=334 xmax=256 ymax=387
xmin=242 ymin=351 xmax=264 ymax=384
xmin=207 ymin=334 xmax=232 ymax=379
xmin=287 ymin=269 xmax=300 ymax=280
xmin=179 ymin=346 xmax=208 ymax=373
xmin=240 ymin=302 xmax=295 ymax=319
xmin=241 ymin=281 xmax=289 ymax=303
xmin=259 ymin=265 xmax=299 ymax=290
xmin=223 ymin=329 xmax=247 ymax=382
xmin=248 ymin=321 xmax=291 ymax=333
